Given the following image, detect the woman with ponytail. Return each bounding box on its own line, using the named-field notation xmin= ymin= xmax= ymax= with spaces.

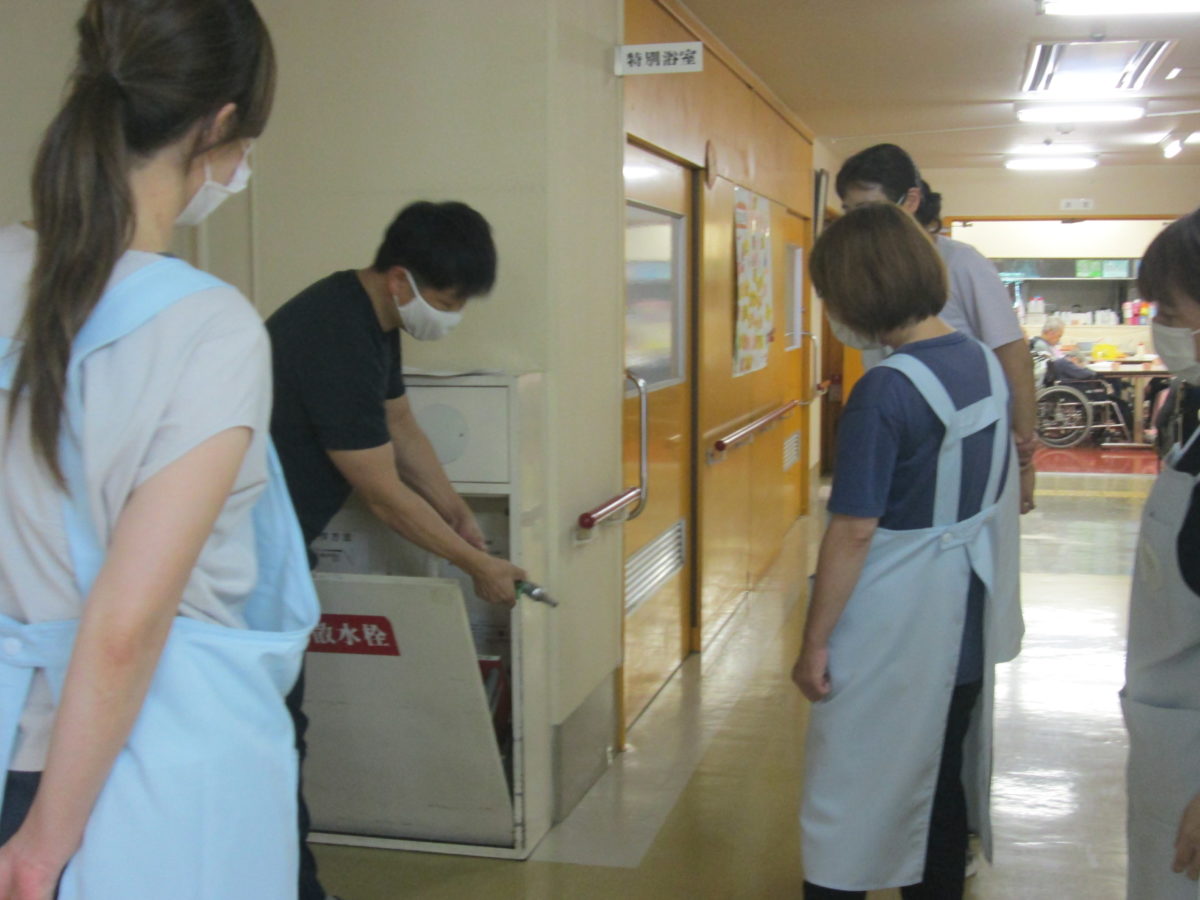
xmin=0 ymin=2 xmax=317 ymax=897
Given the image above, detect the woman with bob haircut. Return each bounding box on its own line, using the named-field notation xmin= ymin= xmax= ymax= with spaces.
xmin=1122 ymin=207 xmax=1200 ymax=899
xmin=0 ymin=1 xmax=316 ymax=896
xmin=793 ymin=204 xmax=1022 ymax=899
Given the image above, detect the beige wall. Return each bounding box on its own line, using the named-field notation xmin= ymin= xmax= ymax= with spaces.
xmin=949 ymin=219 xmax=1172 ymax=259
xmin=926 ymin=165 xmax=1200 ymax=221
xmin=0 ymin=10 xmax=74 ymax=222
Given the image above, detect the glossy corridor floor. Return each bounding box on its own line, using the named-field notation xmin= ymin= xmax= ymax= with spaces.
xmin=316 ymin=471 xmax=1146 ymax=898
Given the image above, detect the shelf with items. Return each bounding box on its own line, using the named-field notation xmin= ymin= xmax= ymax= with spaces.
xmin=991 ymin=257 xmax=1147 ymax=327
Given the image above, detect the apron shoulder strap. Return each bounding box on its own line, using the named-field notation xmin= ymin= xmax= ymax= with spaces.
xmin=878 ymin=340 xmax=1009 ymax=524
xmin=59 ymin=258 xmax=233 ymax=596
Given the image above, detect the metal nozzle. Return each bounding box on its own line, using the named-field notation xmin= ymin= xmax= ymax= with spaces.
xmin=516 ymin=580 xmax=559 ymax=607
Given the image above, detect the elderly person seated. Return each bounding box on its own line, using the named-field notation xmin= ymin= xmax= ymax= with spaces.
xmin=1030 ymin=317 xmax=1065 ymax=358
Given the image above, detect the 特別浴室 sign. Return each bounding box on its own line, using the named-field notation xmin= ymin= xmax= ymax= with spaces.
xmin=615 ymin=42 xmax=703 ymax=76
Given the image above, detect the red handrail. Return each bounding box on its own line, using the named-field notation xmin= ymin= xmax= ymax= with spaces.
xmin=712 ymin=400 xmax=801 ymax=454
xmin=578 ymin=487 xmax=643 ymax=530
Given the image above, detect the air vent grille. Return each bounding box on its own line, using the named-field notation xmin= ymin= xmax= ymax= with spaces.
xmin=1023 ymin=39 xmax=1172 ymax=93
xmin=784 ymin=431 xmax=802 ymax=472
xmin=624 ymin=520 xmax=686 ymax=616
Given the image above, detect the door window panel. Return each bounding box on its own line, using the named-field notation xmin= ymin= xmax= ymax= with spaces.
xmin=625 ymin=203 xmax=685 ymax=389
xmin=786 ymin=243 xmax=804 ymax=351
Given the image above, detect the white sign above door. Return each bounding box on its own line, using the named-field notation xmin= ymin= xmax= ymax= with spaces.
xmin=615 ymin=42 xmax=704 ymax=76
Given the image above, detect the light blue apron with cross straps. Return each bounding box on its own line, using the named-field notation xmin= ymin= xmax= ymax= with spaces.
xmin=801 ymin=340 xmax=1023 ymax=891
xmin=1122 ymin=426 xmax=1200 ymax=900
xmin=0 ymin=257 xmax=318 ymax=899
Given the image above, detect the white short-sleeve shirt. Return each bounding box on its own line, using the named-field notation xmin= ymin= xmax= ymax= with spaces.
xmin=935 ymin=235 xmax=1024 ymax=349
xmin=0 ymin=224 xmax=272 ymax=769
xmin=861 ymin=234 xmax=1024 ymax=369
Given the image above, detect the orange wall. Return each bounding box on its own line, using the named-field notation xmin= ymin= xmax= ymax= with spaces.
xmin=624 ymin=0 xmax=815 ymax=641
xmin=624 ymin=0 xmax=814 ymax=214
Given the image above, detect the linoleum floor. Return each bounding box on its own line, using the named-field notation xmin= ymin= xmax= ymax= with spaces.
xmin=315 ymin=471 xmax=1147 ymax=898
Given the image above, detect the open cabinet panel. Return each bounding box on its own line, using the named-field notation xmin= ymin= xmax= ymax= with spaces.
xmin=305 ymin=574 xmax=514 ymax=846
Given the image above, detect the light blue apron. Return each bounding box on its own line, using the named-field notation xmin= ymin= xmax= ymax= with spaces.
xmin=0 ymin=258 xmax=318 ymax=899
xmin=1123 ymin=426 xmax=1200 ymax=900
xmin=801 ymin=341 xmax=1023 ymax=891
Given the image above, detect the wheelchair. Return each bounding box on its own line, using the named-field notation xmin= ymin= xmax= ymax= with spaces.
xmin=1034 ymin=353 xmax=1132 ymax=449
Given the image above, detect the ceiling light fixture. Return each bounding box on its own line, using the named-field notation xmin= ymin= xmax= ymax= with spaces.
xmin=1167 ymin=67 xmax=1184 ymax=79
xmin=1016 ymin=102 xmax=1146 ymax=122
xmin=1161 ymin=134 xmax=1185 ymax=158
xmin=1187 ymin=132 xmax=1200 ymax=144
xmin=1040 ymin=0 xmax=1200 ymax=13
xmin=1006 ymin=157 xmax=1099 ymax=171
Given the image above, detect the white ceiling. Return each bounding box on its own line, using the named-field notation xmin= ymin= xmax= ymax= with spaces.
xmin=679 ymin=0 xmax=1200 ymax=169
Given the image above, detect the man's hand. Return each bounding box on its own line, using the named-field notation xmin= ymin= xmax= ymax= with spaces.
xmin=466 ymin=554 xmax=526 ymax=608
xmin=1019 ymin=462 xmax=1036 ymax=514
xmin=791 ymin=645 xmax=831 ymax=703
xmin=1015 ymin=433 xmax=1038 ymax=514
xmin=1174 ymin=791 xmax=1200 ymax=880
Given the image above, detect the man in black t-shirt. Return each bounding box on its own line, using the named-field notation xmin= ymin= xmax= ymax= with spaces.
xmin=266 ymin=201 xmax=525 ymax=900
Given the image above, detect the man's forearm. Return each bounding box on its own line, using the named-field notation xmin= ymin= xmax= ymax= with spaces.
xmin=365 ymin=479 xmax=483 ymax=571
xmin=388 ymin=410 xmax=470 ymax=525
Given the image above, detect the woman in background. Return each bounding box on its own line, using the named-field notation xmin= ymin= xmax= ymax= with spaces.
xmin=1123 ymin=208 xmax=1200 ymax=899
xmin=0 ymin=1 xmax=315 ymax=896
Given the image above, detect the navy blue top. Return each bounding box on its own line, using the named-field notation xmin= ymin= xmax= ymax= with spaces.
xmin=830 ymin=331 xmax=1009 ymax=684
xmin=267 ymin=271 xmax=406 ymax=550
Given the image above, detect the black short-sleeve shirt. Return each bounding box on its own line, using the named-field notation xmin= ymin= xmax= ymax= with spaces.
xmin=267 ymin=270 xmax=404 ymax=546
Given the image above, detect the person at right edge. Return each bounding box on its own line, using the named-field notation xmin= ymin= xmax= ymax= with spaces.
xmin=266 ymin=201 xmax=526 ymax=900
xmin=835 ymin=144 xmax=1038 ymax=515
xmin=1122 ymin=207 xmax=1200 ymax=899
xmin=793 ymin=204 xmax=1023 ymax=898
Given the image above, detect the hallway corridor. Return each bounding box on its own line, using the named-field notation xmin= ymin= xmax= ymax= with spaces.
xmin=315 ymin=471 xmax=1148 ymax=898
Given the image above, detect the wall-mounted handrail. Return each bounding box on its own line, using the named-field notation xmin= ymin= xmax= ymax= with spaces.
xmin=712 ymin=399 xmax=800 ymax=455
xmin=798 ymin=331 xmax=824 ymax=406
xmin=624 ymin=370 xmax=649 ymax=520
xmin=576 ymin=369 xmax=650 ymax=536
xmin=578 ymin=487 xmax=643 ymax=531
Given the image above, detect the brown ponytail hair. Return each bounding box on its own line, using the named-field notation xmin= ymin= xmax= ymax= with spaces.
xmin=9 ymin=0 xmax=275 ymax=484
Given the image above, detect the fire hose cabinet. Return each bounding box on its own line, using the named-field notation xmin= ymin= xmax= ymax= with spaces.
xmin=303 ymin=373 xmax=552 ymax=859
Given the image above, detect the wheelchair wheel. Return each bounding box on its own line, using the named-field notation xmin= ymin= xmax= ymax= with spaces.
xmin=1036 ymin=384 xmax=1093 ymax=448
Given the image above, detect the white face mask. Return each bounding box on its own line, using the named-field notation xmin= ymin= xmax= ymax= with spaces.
xmin=394 ymin=269 xmax=463 ymax=341
xmin=1152 ymin=321 xmax=1200 ymax=385
xmin=828 ymin=316 xmax=880 ymax=351
xmin=176 ymin=146 xmax=252 ymax=227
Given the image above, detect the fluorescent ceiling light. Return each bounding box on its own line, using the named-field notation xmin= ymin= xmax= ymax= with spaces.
xmin=1006 ymin=157 xmax=1099 ymax=170
xmin=1162 ymin=134 xmax=1185 ymax=157
xmin=1016 ymin=102 xmax=1145 ymax=122
xmin=1168 ymin=67 xmax=1183 ymax=79
xmin=1187 ymin=132 xmax=1200 ymax=144
xmin=1042 ymin=0 xmax=1200 ymax=13
xmin=1010 ymin=143 xmax=1098 ymax=154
